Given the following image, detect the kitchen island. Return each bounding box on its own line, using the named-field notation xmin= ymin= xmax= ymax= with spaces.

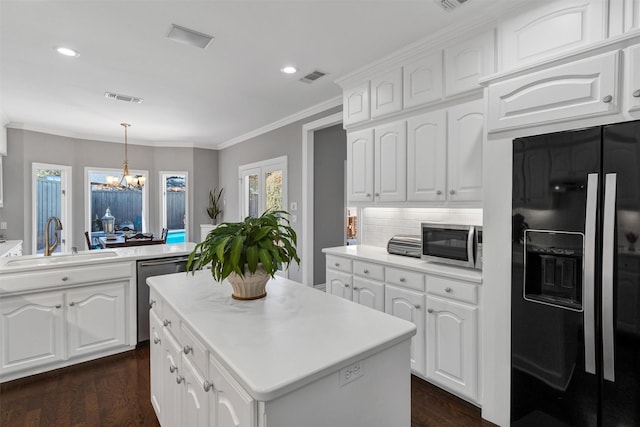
xmin=147 ymin=270 xmax=416 ymax=427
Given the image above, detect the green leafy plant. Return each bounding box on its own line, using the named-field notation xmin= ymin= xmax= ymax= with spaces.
xmin=187 ymin=209 xmax=300 ymax=281
xmin=207 ymin=187 xmax=224 ymax=223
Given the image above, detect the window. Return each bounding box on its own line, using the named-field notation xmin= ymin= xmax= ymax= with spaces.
xmin=85 ymin=167 xmax=149 ymax=245
xmin=160 ymin=172 xmax=188 ymax=244
xmin=32 ymin=163 xmax=72 ymax=254
xmin=239 ymin=156 xmax=287 ymax=219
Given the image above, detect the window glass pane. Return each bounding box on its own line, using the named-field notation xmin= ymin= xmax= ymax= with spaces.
xmin=164 ymin=174 xmax=186 ymax=244
xmin=89 ymin=172 xmax=144 ymax=236
xmin=247 ymin=174 xmax=259 ymax=218
xmin=35 ymin=169 xmax=61 ymax=254
xmin=265 ymin=170 xmax=282 ymax=211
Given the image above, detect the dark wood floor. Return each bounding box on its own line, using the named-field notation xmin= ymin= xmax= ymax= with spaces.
xmin=1 ymin=345 xmax=496 ymax=427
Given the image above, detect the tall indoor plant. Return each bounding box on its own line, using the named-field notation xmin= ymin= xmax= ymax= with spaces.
xmin=187 ymin=209 xmax=300 ymax=300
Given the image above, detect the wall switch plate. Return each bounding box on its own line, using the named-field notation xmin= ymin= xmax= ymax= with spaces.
xmin=0 ymin=222 xmax=7 ymax=230
xmin=339 ymin=360 xmax=364 ymax=387
xmin=290 ymin=202 xmax=297 ymax=211
xmin=291 ymin=215 xmax=297 ymax=223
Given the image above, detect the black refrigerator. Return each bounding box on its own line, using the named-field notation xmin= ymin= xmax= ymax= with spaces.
xmin=511 ymin=120 xmax=640 ymax=426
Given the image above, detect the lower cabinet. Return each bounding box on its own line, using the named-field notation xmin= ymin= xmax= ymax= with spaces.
xmin=208 ymin=356 xmax=256 ymax=427
xmin=352 ymin=277 xmax=384 ymax=311
xmin=326 ymin=269 xmax=352 ymax=300
xmin=150 ymin=310 xmax=164 ymax=420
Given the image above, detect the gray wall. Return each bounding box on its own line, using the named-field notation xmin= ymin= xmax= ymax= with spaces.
xmin=313 ymin=124 xmax=346 ymax=285
xmin=217 ymin=106 xmax=341 ymax=283
xmin=0 ymin=129 xmax=218 ymax=254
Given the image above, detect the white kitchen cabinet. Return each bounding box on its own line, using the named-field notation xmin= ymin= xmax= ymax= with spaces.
xmin=403 ymin=52 xmax=443 ymax=109
xmin=609 ymin=0 xmax=640 ymax=37
xmin=352 ymin=277 xmax=384 ymax=312
xmin=182 ymin=356 xmax=209 ymax=427
xmin=371 ymin=68 xmax=403 ymax=118
xmin=162 ymin=328 xmax=184 ymax=427
xmin=150 ymin=309 xmax=164 ymax=421
xmin=407 ymin=110 xmax=447 ymax=202
xmin=208 ymin=356 xmax=256 ymax=427
xmin=499 ymin=0 xmax=605 ymax=70
xmin=0 ymin=292 xmax=65 ymax=374
xmin=346 ymin=128 xmax=374 ymax=203
xmin=629 ymin=44 xmax=640 ymax=116
xmin=326 ymin=269 xmax=352 ymax=300
xmin=487 ymin=50 xmax=620 ymax=132
xmin=374 ymin=120 xmax=407 ymax=202
xmin=343 ymin=82 xmax=370 ymax=126
xmin=385 ymin=284 xmax=426 ymax=376
xmin=0 ymin=156 xmax=4 ymax=208
xmin=447 ymin=100 xmax=484 ymax=202
xmin=426 ymin=295 xmax=478 ymax=401
xmin=66 ymin=282 xmax=126 ymax=358
xmin=444 ymin=31 xmax=495 ymax=97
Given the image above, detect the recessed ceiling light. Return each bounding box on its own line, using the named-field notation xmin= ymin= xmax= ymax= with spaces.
xmin=281 ymin=66 xmax=297 ymax=74
xmin=56 ymin=47 xmax=80 ymax=57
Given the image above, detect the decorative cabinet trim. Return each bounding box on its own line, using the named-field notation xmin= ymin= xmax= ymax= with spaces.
xmin=608 ymin=0 xmax=640 ymax=37
xmin=343 ymin=82 xmax=370 ymax=126
xmin=403 ymin=52 xmax=444 ymax=109
xmin=629 ymin=44 xmax=640 ymax=113
xmin=371 ymin=68 xmax=403 ymax=118
xmin=444 ymin=30 xmax=495 ymax=97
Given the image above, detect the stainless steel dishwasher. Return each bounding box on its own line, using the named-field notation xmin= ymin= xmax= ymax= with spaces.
xmin=136 ymin=256 xmax=189 ymax=343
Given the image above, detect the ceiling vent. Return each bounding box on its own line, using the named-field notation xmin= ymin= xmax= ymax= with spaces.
xmin=434 ymin=0 xmax=470 ymax=12
xmin=299 ymin=70 xmax=327 ymax=84
xmin=167 ymin=24 xmax=214 ymax=49
xmin=104 ymin=92 xmax=144 ymax=104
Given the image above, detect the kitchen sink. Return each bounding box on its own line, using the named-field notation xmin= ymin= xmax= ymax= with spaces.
xmin=4 ymin=251 xmax=118 ymax=267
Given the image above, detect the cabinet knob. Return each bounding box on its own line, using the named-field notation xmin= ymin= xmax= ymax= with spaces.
xmin=449 ymin=190 xmax=456 ymax=195
xmin=427 ymin=308 xmax=434 ymax=314
xmin=176 ymin=375 xmax=185 ymax=385
xmin=399 ymin=277 xmax=406 ymax=282
xmin=363 ymin=269 xmax=369 ymax=274
xmin=436 ymin=190 xmax=442 ymax=195
xmin=61 ymin=277 xmax=69 ymax=282
xmin=169 ymin=364 xmax=177 ymax=373
xmin=149 ymin=299 xmax=156 ymax=308
xmin=366 ymin=193 xmax=371 ymax=198
xmin=602 ymin=95 xmax=613 ymax=103
xmin=375 ymin=193 xmax=380 ymax=197
xmin=54 ymin=304 xmax=62 ymax=309
xmin=344 ymin=284 xmax=350 ymax=288
xmin=353 ymin=286 xmax=359 ymax=290
xmin=445 ymin=287 xmax=452 ymax=293
xmin=183 ymin=345 xmax=193 ymax=355
xmin=334 ymin=263 xmax=340 ymax=267
xmin=203 ymin=381 xmax=214 ymax=392
xmin=153 ymin=337 xmax=161 ymax=345
xmin=163 ymin=319 xmax=172 ymax=327
xmin=69 ymin=302 xmax=76 ymax=306
xmin=414 ymin=304 xmax=421 ymax=309
xmin=633 ymin=89 xmax=640 ymax=98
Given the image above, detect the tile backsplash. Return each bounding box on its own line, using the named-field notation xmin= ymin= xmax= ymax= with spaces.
xmin=359 ymin=207 xmax=483 ymax=248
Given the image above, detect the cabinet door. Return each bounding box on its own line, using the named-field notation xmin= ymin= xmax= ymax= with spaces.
xmin=66 ymin=281 xmax=126 ymax=358
xmin=385 ymin=285 xmax=426 ymax=376
xmin=447 ymin=99 xmax=484 ymax=202
xmin=343 ymin=83 xmax=370 ymax=126
xmin=182 ymin=356 xmax=209 ymax=427
xmin=353 ymin=277 xmax=384 ymax=311
xmin=0 ymin=292 xmax=64 ymax=374
xmin=403 ymin=52 xmax=443 ymax=109
xmin=629 ymin=44 xmax=640 ymax=115
xmin=163 ymin=330 xmax=183 ymax=427
xmin=407 ymin=110 xmax=446 ymax=201
xmin=500 ymin=0 xmax=605 ymax=69
xmin=209 ymin=356 xmax=256 ymax=427
xmin=374 ymin=120 xmax=406 ymax=202
xmin=426 ymin=295 xmax=478 ymax=401
xmin=444 ymin=31 xmax=495 ymax=96
xmin=609 ymin=0 xmax=640 ymax=36
xmin=347 ymin=129 xmax=374 ymax=203
xmin=150 ymin=309 xmax=164 ymax=420
xmin=371 ymin=68 xmax=403 ymax=118
xmin=326 ymin=269 xmax=353 ymax=301
xmin=487 ymin=50 xmax=620 ymax=132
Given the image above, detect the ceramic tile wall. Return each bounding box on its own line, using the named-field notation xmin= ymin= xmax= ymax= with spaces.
xmin=360 ymin=207 xmax=483 ymax=248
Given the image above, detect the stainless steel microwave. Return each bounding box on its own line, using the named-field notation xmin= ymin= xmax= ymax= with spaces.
xmin=421 ymin=223 xmax=482 ymax=270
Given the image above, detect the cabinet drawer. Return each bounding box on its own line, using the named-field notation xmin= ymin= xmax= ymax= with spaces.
xmin=326 ymin=255 xmax=352 ymax=273
xmin=428 ymin=276 xmax=477 ymax=305
xmin=385 ymin=267 xmax=425 ymax=292
xmin=352 ymin=260 xmax=384 ymax=281
xmin=0 ymin=262 xmax=134 ymax=294
xmin=161 ymin=302 xmax=181 ymax=341
xmin=180 ymin=323 xmax=209 ymax=376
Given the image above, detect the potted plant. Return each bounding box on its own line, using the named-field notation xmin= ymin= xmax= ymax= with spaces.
xmin=186 ymin=209 xmax=300 ymax=300
xmin=207 ymin=187 xmax=224 ymax=224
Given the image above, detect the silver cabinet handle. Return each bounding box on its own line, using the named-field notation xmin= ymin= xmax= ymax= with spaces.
xmin=344 ymin=284 xmax=350 ymax=288
xmin=334 ymin=263 xmax=340 ymax=267
xmin=69 ymin=302 xmax=76 ymax=306
xmin=169 ymin=364 xmax=177 ymax=373
xmin=366 ymin=193 xmax=371 ymax=198
xmin=449 ymin=189 xmax=456 ymax=195
xmin=353 ymin=286 xmax=359 ymax=290
xmin=163 ymin=319 xmax=171 ymax=327
xmin=399 ymin=277 xmax=406 ymax=282
xmin=602 ymin=95 xmax=613 ymax=103
xmin=363 ymin=269 xmax=369 ymax=274
xmin=149 ymin=299 xmax=156 ymax=309
xmin=427 ymin=308 xmax=434 ymax=313
xmin=203 ymin=381 xmax=214 ymax=392
xmin=436 ymin=190 xmax=442 ymax=195
xmin=183 ymin=346 xmax=192 ymax=355
xmin=55 ymin=304 xmax=62 ymax=309
xmin=633 ymin=89 xmax=640 ymax=98
xmin=375 ymin=193 xmax=380 ymax=197
xmin=153 ymin=337 xmax=161 ymax=345
xmin=61 ymin=277 xmax=69 ymax=282
xmin=176 ymin=375 xmax=185 ymax=384
xmin=414 ymin=304 xmax=421 ymax=309
xmin=584 ymin=173 xmax=598 ymax=375
xmin=445 ymin=287 xmax=452 ymax=293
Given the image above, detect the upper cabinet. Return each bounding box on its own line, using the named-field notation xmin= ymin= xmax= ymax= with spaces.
xmin=371 ymin=68 xmax=403 ymax=118
xmin=406 ymin=111 xmax=447 ymax=202
xmin=403 ymin=53 xmax=443 ymax=109
xmin=499 ymin=0 xmax=606 ymax=70
xmin=629 ymin=44 xmax=640 ymax=116
xmin=444 ymin=31 xmax=495 ymax=97
xmin=608 ymin=0 xmax=640 ymax=37
xmin=447 ymin=100 xmax=484 ymax=202
xmin=374 ymin=121 xmax=406 ymax=202
xmin=343 ymin=83 xmax=370 ymax=126
xmin=346 ymin=129 xmax=375 ymax=203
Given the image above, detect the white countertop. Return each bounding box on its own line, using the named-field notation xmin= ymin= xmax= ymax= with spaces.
xmin=148 ymin=271 xmax=417 ymax=401
xmin=322 ymin=245 xmax=483 ymax=283
xmin=0 ymin=242 xmax=197 ymax=274
xmin=0 ymin=240 xmax=22 ymax=258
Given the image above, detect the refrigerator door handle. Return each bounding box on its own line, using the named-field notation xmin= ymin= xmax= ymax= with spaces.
xmin=584 ymin=173 xmax=598 ymax=375
xmin=602 ymin=173 xmax=617 ymax=382
xmin=468 ymin=226 xmax=475 ymax=266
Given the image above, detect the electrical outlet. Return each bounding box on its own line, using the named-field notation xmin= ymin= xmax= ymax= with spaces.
xmin=290 ymin=202 xmax=297 ymax=211
xmin=291 ymin=215 xmax=297 ymax=223
xmin=0 ymin=222 xmax=7 ymax=230
xmin=339 ymin=360 xmax=364 ymax=387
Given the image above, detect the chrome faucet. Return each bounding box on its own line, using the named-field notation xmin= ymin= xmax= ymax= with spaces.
xmin=44 ymin=216 xmax=63 ymax=256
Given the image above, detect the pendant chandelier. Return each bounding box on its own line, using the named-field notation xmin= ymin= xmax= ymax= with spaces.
xmin=107 ymin=123 xmax=146 ymax=189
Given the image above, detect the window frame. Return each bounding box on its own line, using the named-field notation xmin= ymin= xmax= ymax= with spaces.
xmin=238 ymin=156 xmax=288 ymax=220
xmin=159 ymin=170 xmax=189 ymax=243
xmin=32 ymin=162 xmax=73 ymax=254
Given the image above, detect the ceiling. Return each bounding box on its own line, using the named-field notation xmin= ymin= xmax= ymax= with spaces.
xmin=1 ymin=0 xmax=507 ymax=149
